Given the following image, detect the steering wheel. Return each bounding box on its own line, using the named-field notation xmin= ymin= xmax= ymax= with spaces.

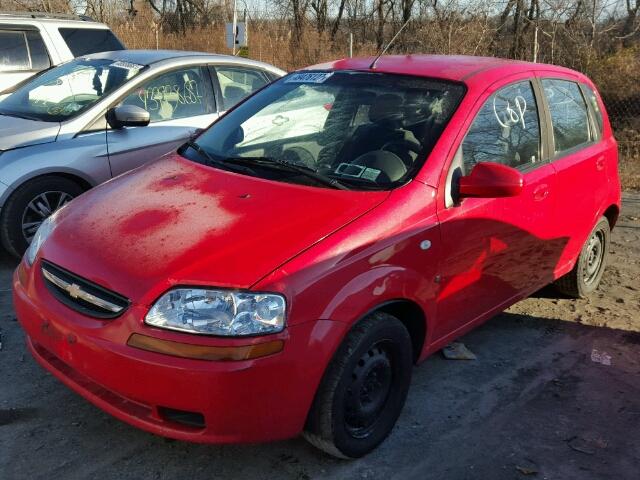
xmin=381 ymin=139 xmax=422 ymax=166
xmin=282 ymin=146 xmax=316 ymax=169
xmin=58 ymin=94 xmax=100 ymax=104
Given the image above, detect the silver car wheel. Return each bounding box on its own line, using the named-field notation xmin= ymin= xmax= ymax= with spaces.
xmin=582 ymin=229 xmax=605 ymax=285
xmin=21 ymin=191 xmax=73 ymax=242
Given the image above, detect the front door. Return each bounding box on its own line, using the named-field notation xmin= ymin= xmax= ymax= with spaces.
xmin=434 ymin=79 xmax=561 ymax=340
xmin=106 ymin=65 xmax=218 ymax=177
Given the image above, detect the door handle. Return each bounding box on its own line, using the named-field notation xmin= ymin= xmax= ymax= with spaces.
xmin=533 ymin=184 xmax=549 ymax=201
xmin=596 ymin=156 xmax=605 ymax=171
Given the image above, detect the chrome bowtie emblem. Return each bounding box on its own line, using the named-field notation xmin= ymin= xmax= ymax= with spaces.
xmin=66 ymin=283 xmax=83 ymax=299
xmin=42 ymin=267 xmax=125 ymax=314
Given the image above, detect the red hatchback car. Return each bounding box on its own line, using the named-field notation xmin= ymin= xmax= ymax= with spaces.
xmin=14 ymin=55 xmax=620 ymax=458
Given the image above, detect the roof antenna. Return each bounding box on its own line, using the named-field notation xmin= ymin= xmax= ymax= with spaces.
xmin=369 ymin=19 xmax=411 ymax=70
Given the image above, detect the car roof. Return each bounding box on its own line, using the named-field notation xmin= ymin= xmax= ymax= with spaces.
xmin=0 ymin=14 xmax=110 ymax=28
xmin=82 ymin=49 xmax=286 ymax=74
xmin=305 ymin=54 xmax=579 ymax=83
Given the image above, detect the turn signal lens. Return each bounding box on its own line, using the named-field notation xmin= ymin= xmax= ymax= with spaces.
xmin=127 ymin=333 xmax=284 ymax=361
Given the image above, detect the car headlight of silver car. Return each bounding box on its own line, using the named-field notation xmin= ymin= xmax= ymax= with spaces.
xmin=25 ymin=215 xmax=56 ymax=266
xmin=145 ymin=288 xmax=286 ymax=336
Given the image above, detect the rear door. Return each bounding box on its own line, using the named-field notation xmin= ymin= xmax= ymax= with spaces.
xmin=0 ymin=27 xmax=51 ymax=93
xmin=435 ymin=77 xmax=559 ymax=339
xmin=537 ymin=75 xmax=609 ymax=275
xmin=106 ymin=65 xmax=218 ymax=177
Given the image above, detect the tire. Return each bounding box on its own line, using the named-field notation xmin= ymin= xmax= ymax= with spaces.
xmin=0 ymin=176 xmax=83 ymax=258
xmin=303 ymin=312 xmax=413 ymax=459
xmin=554 ymin=216 xmax=610 ymax=298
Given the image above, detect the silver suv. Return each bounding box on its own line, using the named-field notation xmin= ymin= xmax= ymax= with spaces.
xmin=0 ymin=12 xmax=125 ymax=94
xmin=0 ymin=49 xmax=285 ymax=257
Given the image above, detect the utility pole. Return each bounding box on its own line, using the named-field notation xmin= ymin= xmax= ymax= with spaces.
xmin=232 ymin=0 xmax=238 ymax=55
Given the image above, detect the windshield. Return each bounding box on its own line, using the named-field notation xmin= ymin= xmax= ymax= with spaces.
xmin=0 ymin=58 xmax=144 ymax=122
xmin=188 ymin=71 xmax=465 ymax=190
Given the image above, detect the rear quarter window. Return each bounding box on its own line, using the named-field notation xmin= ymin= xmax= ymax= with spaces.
xmin=59 ymin=28 xmax=125 ymax=57
xmin=582 ymin=84 xmax=604 ymax=138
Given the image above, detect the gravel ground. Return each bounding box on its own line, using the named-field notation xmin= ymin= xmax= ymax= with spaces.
xmin=0 ymin=193 xmax=638 ymax=480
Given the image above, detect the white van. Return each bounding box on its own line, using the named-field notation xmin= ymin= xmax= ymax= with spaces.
xmin=0 ymin=12 xmax=125 ymax=94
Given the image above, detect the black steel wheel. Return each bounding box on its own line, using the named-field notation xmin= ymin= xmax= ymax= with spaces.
xmin=304 ymin=312 xmax=413 ymax=458
xmin=554 ymin=216 xmax=610 ymax=298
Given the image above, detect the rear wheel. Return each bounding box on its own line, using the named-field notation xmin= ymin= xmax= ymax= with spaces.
xmin=303 ymin=312 xmax=413 ymax=458
xmin=0 ymin=176 xmax=82 ymax=258
xmin=554 ymin=216 xmax=610 ymax=298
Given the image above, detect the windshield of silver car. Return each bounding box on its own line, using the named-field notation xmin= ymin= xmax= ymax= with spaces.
xmin=183 ymin=71 xmax=465 ymax=190
xmin=0 ymin=58 xmax=144 ymax=122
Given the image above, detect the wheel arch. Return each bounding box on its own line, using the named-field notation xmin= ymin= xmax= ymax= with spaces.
xmin=0 ymin=170 xmax=94 ymax=207
xmin=338 ymin=298 xmax=428 ymax=364
xmin=603 ymin=204 xmax=620 ymax=230
xmin=373 ymin=299 xmax=427 ymax=363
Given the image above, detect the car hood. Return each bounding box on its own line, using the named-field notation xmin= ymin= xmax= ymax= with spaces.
xmin=0 ymin=115 xmax=60 ymax=150
xmin=41 ymin=155 xmax=389 ymax=304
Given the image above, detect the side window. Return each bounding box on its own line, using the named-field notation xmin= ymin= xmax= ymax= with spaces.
xmin=582 ymin=83 xmax=603 ymax=138
xmin=542 ymin=79 xmax=591 ymax=154
xmin=214 ymin=66 xmax=269 ymax=110
xmin=120 ymin=67 xmax=215 ymax=123
xmin=58 ymin=28 xmax=125 ymax=57
xmin=461 ymin=81 xmax=541 ymax=173
xmin=0 ymin=30 xmax=30 ymax=71
xmin=26 ymin=31 xmax=51 ymax=70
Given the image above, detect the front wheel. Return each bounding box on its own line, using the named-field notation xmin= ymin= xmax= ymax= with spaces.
xmin=304 ymin=312 xmax=413 ymax=458
xmin=554 ymin=216 xmax=610 ymax=298
xmin=0 ymin=176 xmax=82 ymax=258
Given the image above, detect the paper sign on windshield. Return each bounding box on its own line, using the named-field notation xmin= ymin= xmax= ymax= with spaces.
xmin=285 ymin=72 xmax=333 ymax=84
xmin=110 ymin=61 xmax=144 ymax=72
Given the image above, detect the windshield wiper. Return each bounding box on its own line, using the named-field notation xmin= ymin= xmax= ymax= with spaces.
xmin=184 ymin=141 xmax=256 ymax=175
xmin=223 ymin=156 xmax=349 ymax=190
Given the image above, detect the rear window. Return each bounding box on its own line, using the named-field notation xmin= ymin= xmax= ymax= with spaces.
xmin=59 ymin=28 xmax=124 ymax=57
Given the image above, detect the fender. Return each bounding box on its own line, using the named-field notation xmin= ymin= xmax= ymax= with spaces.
xmin=318 ymin=264 xmax=434 ymax=329
xmin=0 ymin=167 xmax=96 ymax=208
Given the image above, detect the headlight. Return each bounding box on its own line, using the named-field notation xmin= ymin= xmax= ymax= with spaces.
xmin=145 ymin=288 xmax=286 ymax=336
xmin=25 ymin=216 xmax=55 ymax=266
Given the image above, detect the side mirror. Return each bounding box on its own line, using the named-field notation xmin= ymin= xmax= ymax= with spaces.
xmin=106 ymin=105 xmax=150 ymax=129
xmin=458 ymin=162 xmax=524 ymax=199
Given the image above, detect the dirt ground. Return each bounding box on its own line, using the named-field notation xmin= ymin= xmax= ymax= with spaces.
xmin=0 ymin=193 xmax=639 ymax=480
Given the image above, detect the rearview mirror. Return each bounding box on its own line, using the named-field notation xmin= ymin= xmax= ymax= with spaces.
xmin=458 ymin=162 xmax=524 ymax=199
xmin=106 ymin=105 xmax=150 ymax=129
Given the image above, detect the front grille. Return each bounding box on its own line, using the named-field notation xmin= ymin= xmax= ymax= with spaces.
xmin=41 ymin=260 xmax=130 ymax=319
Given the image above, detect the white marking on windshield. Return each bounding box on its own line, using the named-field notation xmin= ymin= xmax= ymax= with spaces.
xmin=285 ymin=72 xmax=334 ymax=84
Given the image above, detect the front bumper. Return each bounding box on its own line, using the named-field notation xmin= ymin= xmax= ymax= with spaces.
xmin=13 ymin=261 xmax=348 ymax=444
